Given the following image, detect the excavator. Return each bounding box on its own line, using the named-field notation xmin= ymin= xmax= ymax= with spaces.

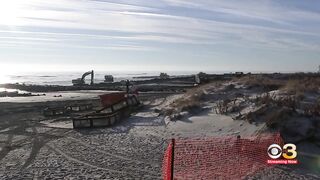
xmin=72 ymin=70 xmax=94 ymax=86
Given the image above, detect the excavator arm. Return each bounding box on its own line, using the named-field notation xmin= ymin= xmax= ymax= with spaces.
xmin=72 ymin=70 xmax=94 ymax=86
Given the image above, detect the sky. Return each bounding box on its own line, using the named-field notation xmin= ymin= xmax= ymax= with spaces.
xmin=0 ymin=0 xmax=320 ymax=73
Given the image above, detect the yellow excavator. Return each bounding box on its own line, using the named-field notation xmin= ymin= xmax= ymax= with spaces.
xmin=72 ymin=70 xmax=94 ymax=86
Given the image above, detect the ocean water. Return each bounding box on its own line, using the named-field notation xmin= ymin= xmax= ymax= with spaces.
xmin=0 ymin=71 xmax=200 ymax=86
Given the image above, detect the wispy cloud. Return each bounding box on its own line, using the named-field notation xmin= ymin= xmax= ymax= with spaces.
xmin=0 ymin=0 xmax=320 ymax=72
xmin=164 ymin=0 xmax=320 ymax=24
xmin=1 ymin=0 xmax=319 ymax=52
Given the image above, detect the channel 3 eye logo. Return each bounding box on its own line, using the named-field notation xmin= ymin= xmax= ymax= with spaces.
xmin=267 ymin=144 xmax=298 ymax=164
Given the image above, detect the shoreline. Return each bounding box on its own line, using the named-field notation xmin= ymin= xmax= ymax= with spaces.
xmin=1 ymin=72 xmax=319 ymax=93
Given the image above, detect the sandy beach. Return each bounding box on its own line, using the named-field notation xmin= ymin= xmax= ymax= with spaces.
xmin=0 ymin=74 xmax=320 ymax=179
xmin=1 ymin=0 xmax=320 ymax=179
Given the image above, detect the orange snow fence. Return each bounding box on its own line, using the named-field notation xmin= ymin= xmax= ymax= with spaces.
xmin=162 ymin=133 xmax=283 ymax=180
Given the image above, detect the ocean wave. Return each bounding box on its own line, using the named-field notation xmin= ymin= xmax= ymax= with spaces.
xmin=38 ymin=76 xmax=57 ymax=78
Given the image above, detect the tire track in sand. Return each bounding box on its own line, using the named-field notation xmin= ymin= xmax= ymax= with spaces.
xmin=46 ymin=144 xmax=161 ymax=179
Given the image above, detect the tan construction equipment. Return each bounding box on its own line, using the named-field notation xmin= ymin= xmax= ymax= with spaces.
xmin=72 ymin=70 xmax=94 ymax=86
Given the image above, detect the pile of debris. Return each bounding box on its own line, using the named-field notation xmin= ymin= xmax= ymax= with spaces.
xmin=0 ymin=91 xmax=45 ymax=97
xmin=72 ymin=93 xmax=141 ymax=128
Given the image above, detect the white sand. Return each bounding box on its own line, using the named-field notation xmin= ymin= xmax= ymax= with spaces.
xmin=0 ymin=85 xmax=319 ymax=179
xmin=167 ymin=112 xmax=265 ymax=138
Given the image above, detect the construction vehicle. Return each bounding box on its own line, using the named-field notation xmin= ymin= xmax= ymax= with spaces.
xmin=160 ymin=72 xmax=170 ymax=79
xmin=72 ymin=70 xmax=94 ymax=86
xmin=104 ymin=75 xmax=114 ymax=82
xmin=195 ymin=72 xmax=209 ymax=84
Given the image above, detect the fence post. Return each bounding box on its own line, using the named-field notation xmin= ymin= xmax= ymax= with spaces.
xmin=171 ymin=138 xmax=175 ymax=180
xmin=236 ymin=135 xmax=241 ymax=166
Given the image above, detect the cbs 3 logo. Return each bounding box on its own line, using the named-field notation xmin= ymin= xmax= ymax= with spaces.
xmin=267 ymin=144 xmax=297 ymax=159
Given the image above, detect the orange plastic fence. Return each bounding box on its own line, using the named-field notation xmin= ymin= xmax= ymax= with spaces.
xmin=162 ymin=141 xmax=173 ymax=180
xmin=162 ymin=133 xmax=283 ymax=180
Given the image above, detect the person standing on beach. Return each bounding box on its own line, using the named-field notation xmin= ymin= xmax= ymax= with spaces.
xmin=126 ymin=80 xmax=131 ymax=94
xmin=125 ymin=80 xmax=139 ymax=96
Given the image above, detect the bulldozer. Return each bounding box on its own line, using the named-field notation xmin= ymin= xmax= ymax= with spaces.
xmin=72 ymin=70 xmax=94 ymax=86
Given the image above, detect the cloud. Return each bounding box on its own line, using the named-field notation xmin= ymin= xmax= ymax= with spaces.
xmin=163 ymin=0 xmax=320 ymax=24
xmin=0 ymin=0 xmax=320 ymax=52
